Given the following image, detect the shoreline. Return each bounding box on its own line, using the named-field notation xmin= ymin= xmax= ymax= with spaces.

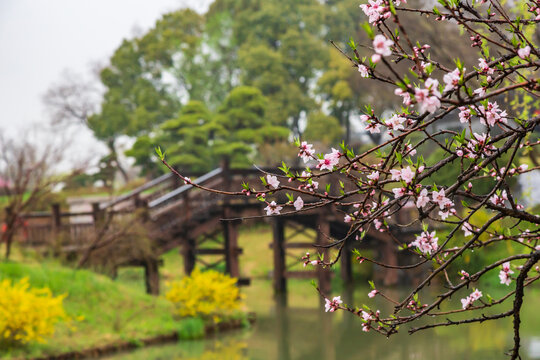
xmin=24 ymin=314 xmax=255 ymax=360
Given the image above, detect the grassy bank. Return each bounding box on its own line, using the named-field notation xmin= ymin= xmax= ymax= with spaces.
xmin=0 ymin=257 xmax=249 ymax=359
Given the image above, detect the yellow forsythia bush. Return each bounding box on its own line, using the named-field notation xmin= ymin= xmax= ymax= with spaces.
xmin=165 ymin=269 xmax=243 ymax=319
xmin=0 ymin=278 xmax=68 ymax=346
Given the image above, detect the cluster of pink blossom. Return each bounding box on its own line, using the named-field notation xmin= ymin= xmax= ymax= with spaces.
xmin=464 ymin=132 xmax=497 ymax=158
xmin=358 ymin=64 xmax=370 ymax=78
xmin=298 ymin=141 xmax=315 ymax=163
xmin=489 ymin=190 xmax=508 ymax=206
xmin=316 ymin=148 xmax=341 ymax=171
xmin=368 ymin=289 xmax=378 ymax=298
xmin=459 ymin=270 xmax=470 ymax=280
xmin=443 ymin=68 xmax=464 ymax=92
xmin=461 ymin=289 xmax=483 ymax=309
xmin=410 ymin=231 xmax=439 ymax=255
xmin=458 ymin=107 xmax=472 ymax=123
xmin=324 ymin=296 xmax=343 ymax=312
xmin=390 ymin=166 xmax=416 ymax=184
xmin=499 ymin=262 xmax=514 ymax=286
xmin=385 ymin=114 xmax=407 ymax=132
xmin=360 ymin=309 xmax=381 ymax=332
xmin=360 ymin=114 xmax=382 ymax=134
xmin=302 ymin=252 xmax=321 ymax=267
xmin=528 ymin=2 xmax=540 ymax=20
xmin=414 ymin=78 xmax=441 ymax=113
xmin=477 ymin=58 xmax=495 ymax=75
xmin=359 ymin=0 xmax=390 ymax=24
xmin=478 ymin=101 xmax=508 ymax=126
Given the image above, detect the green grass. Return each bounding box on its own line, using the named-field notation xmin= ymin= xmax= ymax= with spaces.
xmin=0 ymin=259 xmax=180 ymax=359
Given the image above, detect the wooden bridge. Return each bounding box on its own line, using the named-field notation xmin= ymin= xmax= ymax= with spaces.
xmin=11 ymin=164 xmax=420 ymax=296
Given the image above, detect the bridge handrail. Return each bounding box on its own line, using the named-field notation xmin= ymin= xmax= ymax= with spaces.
xmin=148 ymin=167 xmax=223 ymax=209
xmin=100 ymin=172 xmax=174 ymax=210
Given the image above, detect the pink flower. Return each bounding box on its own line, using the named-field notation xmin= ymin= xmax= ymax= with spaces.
xmin=478 ymin=58 xmax=494 ymax=74
xmin=373 ymin=34 xmax=394 ymax=57
xmin=499 ymin=262 xmax=514 ymax=286
xmin=462 ymin=222 xmax=474 ymax=237
xmin=392 ymin=187 xmax=406 ymax=198
xmin=461 ymin=296 xmax=472 ymax=309
xmin=517 ymin=45 xmax=531 ymax=59
xmin=470 ymin=289 xmax=482 ymax=301
xmin=364 ymin=121 xmax=381 ymax=134
xmin=478 ymin=101 xmax=507 ymax=126
xmin=317 ymin=148 xmax=340 ymax=171
xmin=461 ymin=289 xmax=482 ymax=309
xmin=361 ymin=310 xmax=372 ymax=322
xmin=394 ymin=88 xmax=412 ymax=105
xmin=344 ymin=215 xmax=353 ymax=223
xmin=415 ymin=78 xmax=441 ymax=114
xmin=294 ymin=196 xmax=304 ymax=211
xmin=324 ymin=296 xmax=343 ymax=312
xmin=368 ymin=289 xmax=378 ymax=298
xmin=410 ymin=230 xmax=439 ymax=255
xmin=264 ymin=201 xmax=283 ymax=215
xmin=358 ymin=64 xmax=369 ymax=77
xmin=432 ymin=189 xmax=452 ymax=209
xmin=443 ymin=68 xmax=463 ymax=92
xmin=459 ymin=270 xmax=470 ymax=280
xmin=386 ymin=114 xmax=406 ymax=131
xmin=438 ymin=210 xmax=450 ymax=220
xmin=416 ymin=189 xmax=429 ymax=208
xmin=367 ymin=171 xmax=380 ymax=182
xmin=400 ymin=166 xmax=415 ymax=184
xmin=458 ymin=107 xmax=471 ymax=123
xmin=473 ymin=87 xmax=486 ymax=97
xmin=266 ymin=174 xmax=280 ymax=189
xmin=298 ymin=141 xmax=315 ymax=163
xmin=360 ymin=0 xmax=386 ymax=24
xmin=390 ymin=169 xmax=401 ymax=181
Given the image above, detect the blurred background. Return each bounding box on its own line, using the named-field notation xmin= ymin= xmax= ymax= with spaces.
xmin=1 ymin=0 xmax=539 ymax=359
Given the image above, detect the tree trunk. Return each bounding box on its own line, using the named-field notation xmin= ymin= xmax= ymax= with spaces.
xmin=106 ymin=139 xmax=129 ymax=184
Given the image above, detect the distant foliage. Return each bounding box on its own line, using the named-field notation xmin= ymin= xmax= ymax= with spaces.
xmin=0 ymin=278 xmax=68 ymax=347
xmin=165 ymin=269 xmax=243 ymax=320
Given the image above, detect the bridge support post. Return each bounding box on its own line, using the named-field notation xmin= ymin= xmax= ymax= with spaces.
xmin=316 ymin=214 xmax=332 ymax=296
xmin=272 ymin=218 xmax=287 ymax=297
xmin=144 ymin=258 xmax=160 ymax=295
xmin=51 ymin=203 xmax=62 ymax=246
xmin=380 ymin=237 xmax=399 ymax=286
xmin=340 ymin=237 xmax=353 ymax=286
xmin=223 ymin=208 xmax=240 ymax=279
xmin=91 ymin=202 xmax=104 ymax=226
xmin=183 ymin=238 xmax=196 ymax=275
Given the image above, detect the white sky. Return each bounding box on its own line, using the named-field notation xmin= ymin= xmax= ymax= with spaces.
xmin=0 ymin=0 xmax=212 ymax=166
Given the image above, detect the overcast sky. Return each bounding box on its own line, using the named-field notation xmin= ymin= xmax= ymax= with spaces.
xmin=0 ymin=0 xmax=212 ymax=164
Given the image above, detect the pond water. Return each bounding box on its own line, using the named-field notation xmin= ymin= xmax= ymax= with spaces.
xmin=102 ymin=280 xmax=540 ymax=360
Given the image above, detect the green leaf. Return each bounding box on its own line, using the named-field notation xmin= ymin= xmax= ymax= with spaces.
xmin=155 ymin=146 xmax=165 ymax=161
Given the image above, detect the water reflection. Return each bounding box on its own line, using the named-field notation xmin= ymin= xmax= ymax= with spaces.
xmin=103 ymin=282 xmax=540 ymax=360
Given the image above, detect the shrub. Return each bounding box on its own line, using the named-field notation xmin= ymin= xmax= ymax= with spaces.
xmin=0 ymin=277 xmax=68 ymax=347
xmin=165 ymin=269 xmax=243 ymax=320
